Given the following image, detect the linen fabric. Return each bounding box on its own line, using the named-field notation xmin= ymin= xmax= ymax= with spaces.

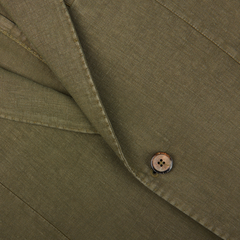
xmin=0 ymin=0 xmax=239 ymax=239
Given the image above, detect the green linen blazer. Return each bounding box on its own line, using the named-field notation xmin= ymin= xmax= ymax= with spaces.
xmin=0 ymin=0 xmax=239 ymax=239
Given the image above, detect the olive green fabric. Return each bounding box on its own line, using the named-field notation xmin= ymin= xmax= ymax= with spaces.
xmin=67 ymin=1 xmax=240 ymax=239
xmin=0 ymin=0 xmax=239 ymax=239
xmin=0 ymin=68 xmax=97 ymax=134
xmin=0 ymin=15 xmax=69 ymax=95
xmin=0 ymin=119 xmax=221 ymax=240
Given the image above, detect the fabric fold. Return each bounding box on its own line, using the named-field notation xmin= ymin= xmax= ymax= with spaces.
xmin=1 ymin=1 xmax=240 ymax=239
xmin=0 ymin=0 xmax=125 ymax=161
xmin=0 ymin=67 xmax=98 ymax=134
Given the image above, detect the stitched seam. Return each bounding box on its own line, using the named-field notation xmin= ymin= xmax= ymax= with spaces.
xmin=141 ymin=172 xmax=229 ymax=240
xmin=0 ymin=114 xmax=99 ymax=134
xmin=0 ymin=181 xmax=71 ymax=240
xmin=59 ymin=2 xmax=122 ymax=154
xmin=154 ymin=0 xmax=240 ymax=67
xmin=59 ymin=1 xmax=144 ymax=188
xmin=0 ymin=28 xmax=46 ymax=64
xmin=62 ymin=1 xmax=235 ymax=238
xmin=59 ymin=7 xmax=153 ymax=227
xmin=59 ymin=0 xmax=139 ymax=175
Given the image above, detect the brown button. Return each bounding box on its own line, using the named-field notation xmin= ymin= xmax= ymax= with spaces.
xmin=151 ymin=152 xmax=173 ymax=174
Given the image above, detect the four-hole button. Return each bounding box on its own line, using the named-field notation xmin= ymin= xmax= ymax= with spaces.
xmin=151 ymin=152 xmax=173 ymax=174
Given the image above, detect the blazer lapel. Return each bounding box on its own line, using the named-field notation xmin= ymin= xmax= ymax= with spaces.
xmin=3 ymin=1 xmax=239 ymax=239
xmin=0 ymin=0 xmax=125 ymax=160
